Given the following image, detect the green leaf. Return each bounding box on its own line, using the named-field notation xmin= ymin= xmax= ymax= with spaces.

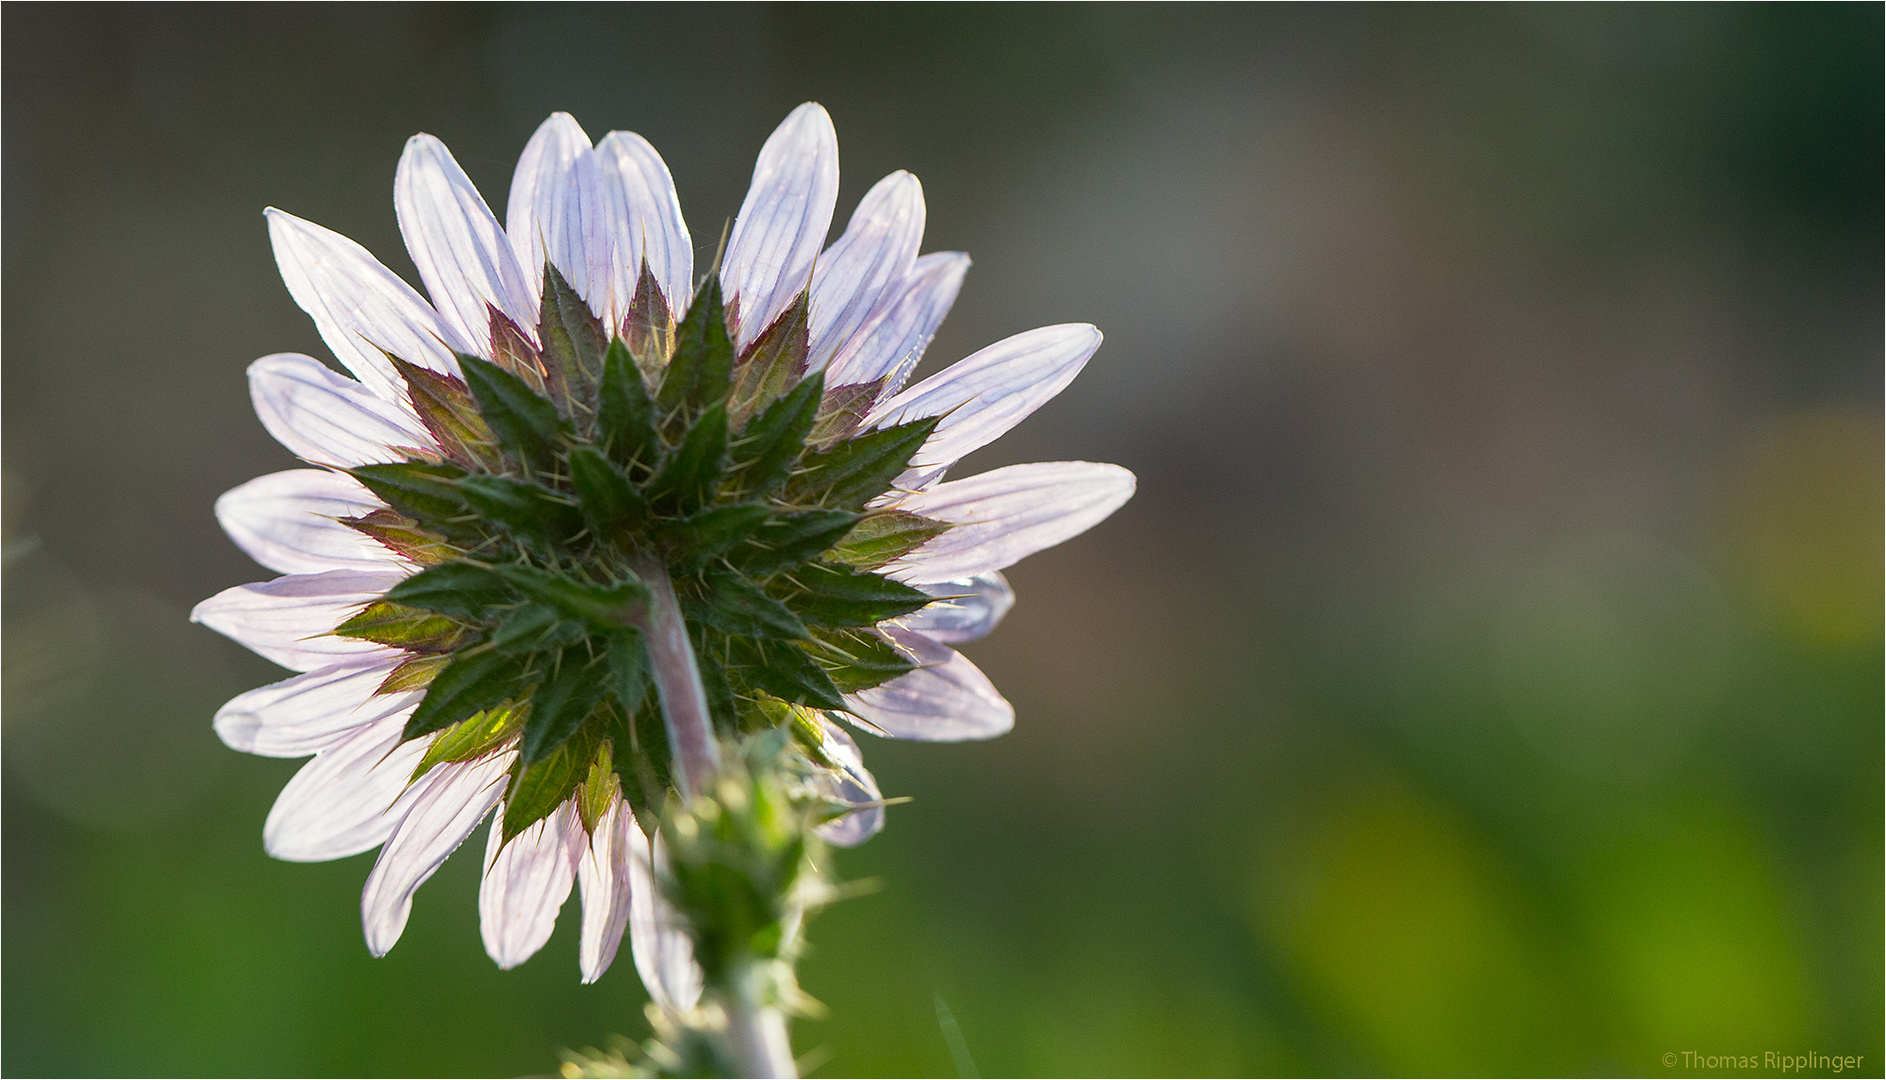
xmin=779 ymin=699 xmax=843 ymax=766
xmin=576 ymin=738 xmax=622 ymax=832
xmin=503 ymin=715 xmax=602 ymax=841
xmin=334 ymin=601 xmax=468 ymax=653
xmin=497 ymin=565 xmax=646 ymax=627
xmin=377 ymin=653 xmax=450 ymax=694
xmin=568 ymin=444 xmax=647 ymax=534
xmin=488 ymin=602 xmax=586 ymax=652
xmin=807 ymin=627 xmax=916 ymax=693
xmin=779 ymin=562 xmax=932 ymax=628
xmin=342 ymin=509 xmax=455 ymax=566
xmin=728 ymin=637 xmax=845 ymax=711
xmin=383 ymin=562 xmax=519 ymax=620
xmin=648 ymin=400 xmax=728 ymax=514
xmin=807 ymin=378 xmax=887 ymax=449
xmin=608 ymin=628 xmax=650 ymax=714
xmin=662 ymin=503 xmax=772 ymax=566
xmin=693 ymin=626 xmax=739 ymax=732
xmin=621 ymin=263 xmax=674 ymax=379
xmin=728 ymin=291 xmax=809 ymax=427
xmin=457 ymin=353 xmax=567 ymax=471
xmin=825 ymin=510 xmax=950 ymax=570
xmin=785 ymin=415 xmax=939 ymax=511
xmin=683 ymin=567 xmax=810 ymax=640
xmin=410 ymin=703 xmax=524 ymax=780
xmin=456 ymin=474 xmax=582 ymax=543
xmin=349 ymin=461 xmax=475 ymax=537
xmin=537 ymin=262 xmax=609 ymax=421
xmin=732 ymin=509 xmax=862 ymax=578
xmin=617 ymin=697 xmax=675 ymax=816
xmin=404 ymin=647 xmax=533 ymax=740
xmin=517 ymin=646 xmax=611 ymax=767
xmin=659 ymin=274 xmax=734 ymax=416
xmin=597 ymin=337 xmax=659 ymax=471
xmin=387 ymin=355 xmax=502 ymax=471
xmin=729 ymin=370 xmax=822 ymax=496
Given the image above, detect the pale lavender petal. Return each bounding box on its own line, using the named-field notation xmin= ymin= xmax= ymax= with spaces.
xmin=824 ymin=252 xmax=969 ymax=391
xmin=480 ymin=801 xmax=584 ymax=970
xmin=248 ymin=354 xmax=433 ymax=468
xmin=191 ymin=569 xmax=409 ymax=672
xmin=577 ymin=798 xmax=637 ymax=983
xmin=629 ymin=830 xmax=704 ymax=1011
xmin=722 ymin=103 xmax=839 ymax=348
xmin=215 ymin=469 xmax=406 ymax=576
xmin=506 ymin=113 xmax=615 ymax=320
xmin=266 ymin=208 xmax=467 ymax=403
xmin=867 ymin=324 xmax=1102 ymax=482
xmin=597 ymin=130 xmax=694 ymax=318
xmin=835 ymin=707 xmax=890 ymax=739
xmin=812 ymin=716 xmax=885 ymax=847
xmin=362 ymin=752 xmax=512 ymax=957
xmin=395 ymin=133 xmax=537 ymax=352
xmin=263 ymin=711 xmax=430 ymax=860
xmin=888 ymin=462 xmax=1136 ymax=584
xmin=878 ymin=624 xmax=954 ymax=668
xmin=807 ymin=171 xmax=924 ymax=372
xmin=215 ymin=655 xmax=416 ymax=758
xmin=898 ymin=572 xmax=1016 ymax=644
xmin=844 ymin=648 xmax=1014 ymax=741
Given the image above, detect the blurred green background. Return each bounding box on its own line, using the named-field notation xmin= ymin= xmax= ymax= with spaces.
xmin=4 ymin=5 xmax=1880 ymax=1076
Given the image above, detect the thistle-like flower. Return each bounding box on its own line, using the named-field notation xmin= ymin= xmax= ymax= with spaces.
xmin=193 ymin=102 xmax=1135 ymax=988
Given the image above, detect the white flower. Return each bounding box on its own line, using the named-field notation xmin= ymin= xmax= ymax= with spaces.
xmin=194 ymin=103 xmax=1134 ymax=988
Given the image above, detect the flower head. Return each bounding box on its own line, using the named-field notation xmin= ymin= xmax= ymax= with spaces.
xmin=194 ymin=103 xmax=1134 ymax=984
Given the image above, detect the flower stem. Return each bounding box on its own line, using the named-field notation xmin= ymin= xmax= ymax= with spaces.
xmin=727 ymin=966 xmax=798 ymax=1079
xmin=630 ymin=554 xmax=719 ymax=800
xmin=631 ymin=557 xmax=796 ymax=1077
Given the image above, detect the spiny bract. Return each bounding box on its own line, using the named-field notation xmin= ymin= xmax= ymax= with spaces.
xmin=346 ymin=260 xmax=945 ymax=844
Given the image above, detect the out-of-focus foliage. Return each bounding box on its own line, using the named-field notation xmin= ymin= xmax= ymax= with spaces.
xmin=4 ymin=5 xmax=1879 ymax=1076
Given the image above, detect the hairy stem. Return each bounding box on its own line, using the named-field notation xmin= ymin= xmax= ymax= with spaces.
xmin=727 ymin=966 xmax=798 ymax=1080
xmin=629 ymin=557 xmax=796 ymax=1077
xmin=630 ymin=554 xmax=720 ymax=800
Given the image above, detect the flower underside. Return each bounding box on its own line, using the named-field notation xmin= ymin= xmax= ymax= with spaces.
xmin=338 ymin=261 xmax=950 ymax=843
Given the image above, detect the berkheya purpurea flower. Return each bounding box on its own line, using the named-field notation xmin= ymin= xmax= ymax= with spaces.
xmin=193 ymin=101 xmax=1133 ymax=1072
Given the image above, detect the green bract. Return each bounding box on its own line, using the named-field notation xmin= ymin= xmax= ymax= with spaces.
xmin=336 ymin=263 xmax=944 ymax=841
